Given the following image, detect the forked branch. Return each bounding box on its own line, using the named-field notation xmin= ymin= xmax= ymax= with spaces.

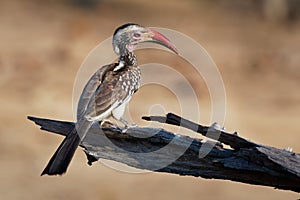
xmin=28 ymin=113 xmax=300 ymax=192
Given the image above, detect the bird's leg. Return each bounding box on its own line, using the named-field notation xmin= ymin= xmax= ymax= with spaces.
xmin=115 ymin=117 xmax=137 ymax=133
xmin=112 ymin=104 xmax=137 ymax=133
xmin=119 ymin=117 xmax=137 ymax=128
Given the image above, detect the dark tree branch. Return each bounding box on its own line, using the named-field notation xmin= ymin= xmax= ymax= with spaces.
xmin=28 ymin=113 xmax=300 ymax=193
xmin=142 ymin=113 xmax=258 ymax=149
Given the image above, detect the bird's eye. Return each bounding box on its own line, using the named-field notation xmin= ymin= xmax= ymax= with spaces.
xmin=133 ymin=32 xmax=141 ymax=38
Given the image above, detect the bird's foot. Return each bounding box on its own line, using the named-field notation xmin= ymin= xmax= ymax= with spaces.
xmin=101 ymin=120 xmax=117 ymax=128
xmin=100 ymin=120 xmax=123 ymax=132
xmin=121 ymin=127 xmax=128 ymax=134
xmin=119 ymin=118 xmax=138 ymax=134
xmin=121 ymin=124 xmax=137 ymax=134
xmin=119 ymin=118 xmax=137 ymax=128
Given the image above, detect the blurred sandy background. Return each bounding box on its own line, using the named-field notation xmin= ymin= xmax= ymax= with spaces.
xmin=1 ymin=0 xmax=300 ymax=199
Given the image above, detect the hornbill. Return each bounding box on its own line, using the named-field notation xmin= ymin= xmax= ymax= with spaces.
xmin=41 ymin=23 xmax=178 ymax=176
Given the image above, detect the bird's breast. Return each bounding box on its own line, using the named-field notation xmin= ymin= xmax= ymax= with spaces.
xmin=119 ymin=66 xmax=141 ymax=94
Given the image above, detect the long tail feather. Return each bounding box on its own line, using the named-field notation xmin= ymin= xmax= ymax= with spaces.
xmin=41 ymin=119 xmax=92 ymax=176
xmin=41 ymin=129 xmax=80 ymax=175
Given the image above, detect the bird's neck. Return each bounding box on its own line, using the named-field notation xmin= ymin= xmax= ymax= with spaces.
xmin=119 ymin=51 xmax=137 ymax=67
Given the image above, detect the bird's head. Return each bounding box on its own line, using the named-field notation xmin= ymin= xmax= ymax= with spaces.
xmin=113 ymin=23 xmax=178 ymax=56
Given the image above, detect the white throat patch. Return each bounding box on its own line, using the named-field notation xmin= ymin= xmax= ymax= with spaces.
xmin=113 ymin=61 xmax=125 ymax=71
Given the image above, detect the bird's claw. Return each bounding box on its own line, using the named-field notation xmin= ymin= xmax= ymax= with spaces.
xmin=119 ymin=118 xmax=137 ymax=128
xmin=121 ymin=127 xmax=128 ymax=134
xmin=127 ymin=122 xmax=138 ymax=128
xmin=121 ymin=123 xmax=138 ymax=134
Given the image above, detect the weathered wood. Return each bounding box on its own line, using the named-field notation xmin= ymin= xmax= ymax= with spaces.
xmin=28 ymin=114 xmax=300 ymax=192
xmin=142 ymin=113 xmax=258 ymax=149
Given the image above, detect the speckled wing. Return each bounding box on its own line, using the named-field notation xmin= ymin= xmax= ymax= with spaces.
xmin=76 ymin=63 xmax=116 ymax=121
xmin=83 ymin=67 xmax=135 ymax=121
